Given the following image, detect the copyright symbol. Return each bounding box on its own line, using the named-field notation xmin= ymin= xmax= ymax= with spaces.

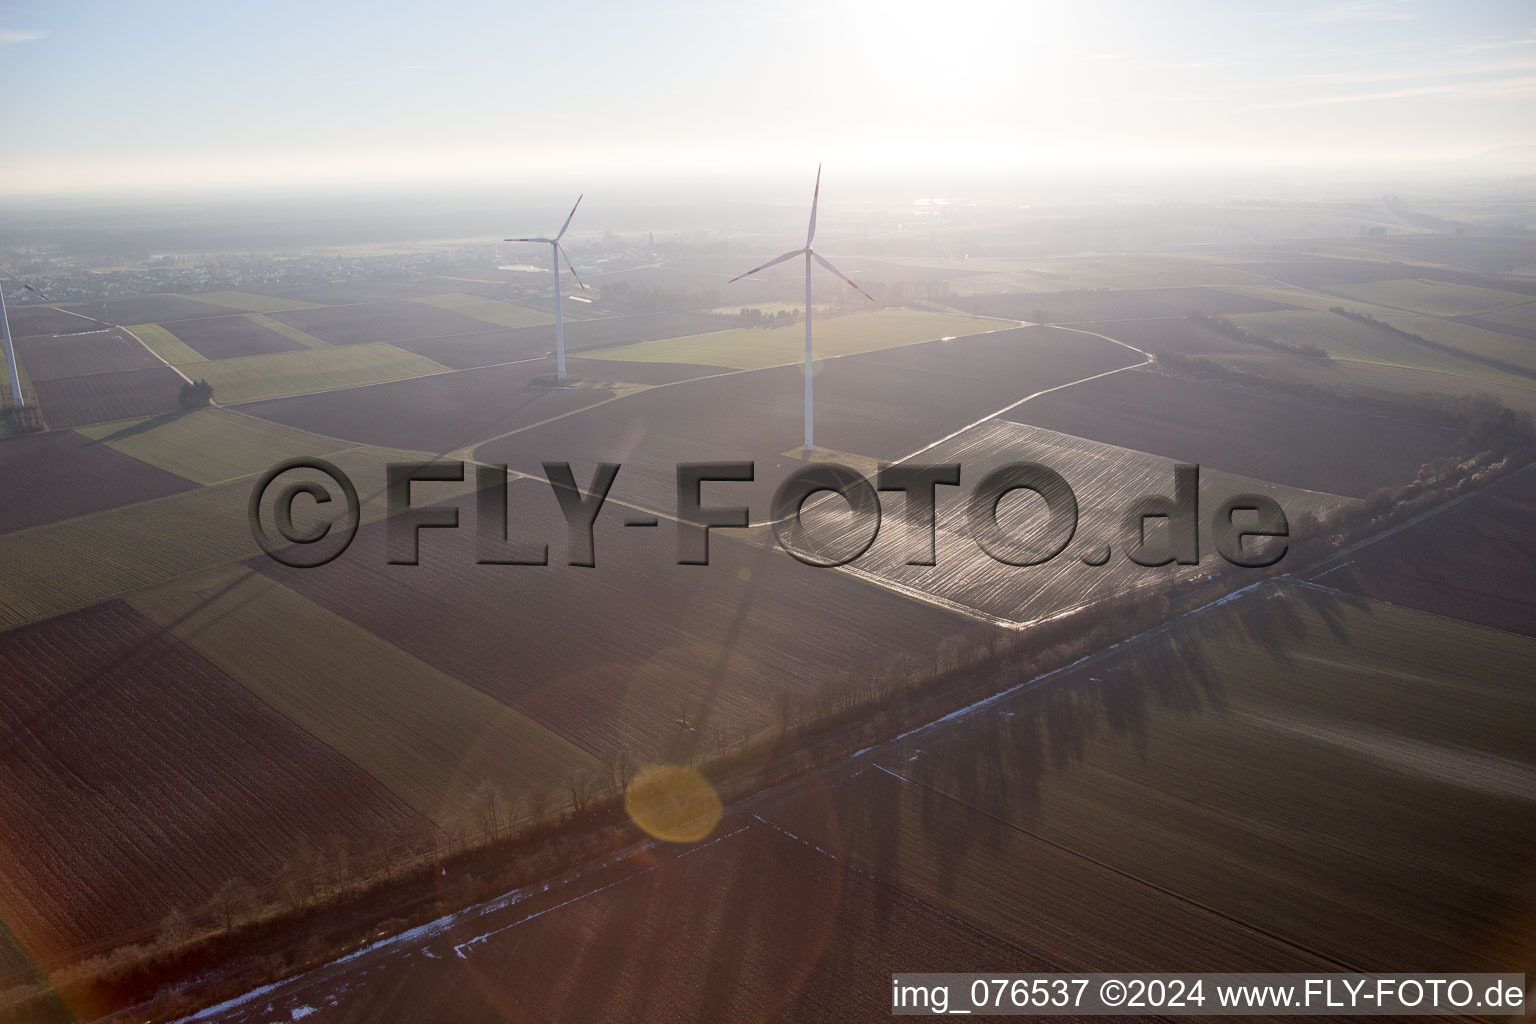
xmin=248 ymin=458 xmax=360 ymax=568
xmin=1100 ymin=980 xmax=1126 ymax=1007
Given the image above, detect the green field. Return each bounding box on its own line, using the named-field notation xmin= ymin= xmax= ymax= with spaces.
xmin=0 ymin=444 xmax=470 ymax=630
xmin=75 ymin=408 xmax=344 ymax=485
xmin=245 ymin=312 xmax=331 ymax=348
xmin=1213 ymin=351 xmax=1536 ymax=414
xmin=1476 ymin=302 xmax=1536 ymax=334
xmin=413 ymin=293 xmax=554 ymax=329
xmin=1229 ymin=309 xmax=1536 ymax=389
xmin=1327 ymin=278 xmax=1532 ymax=316
xmin=1224 ymin=284 xmax=1356 ymax=311
xmin=128 ymin=565 xmax=597 ymax=820
xmin=191 ymin=342 xmax=449 ymax=404
xmin=126 ymin=323 xmax=206 ymax=365
xmin=1378 ymin=314 xmax=1536 ymax=375
xmin=583 ymin=309 xmax=1000 ymax=369
xmin=177 ymin=290 xmax=325 ymax=314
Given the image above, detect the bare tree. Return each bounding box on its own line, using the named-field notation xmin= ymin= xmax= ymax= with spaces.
xmin=604 ymin=749 xmax=638 ymax=796
xmin=158 ymin=907 xmax=192 ymax=950
xmin=470 ymin=779 xmax=508 ymax=841
xmin=323 ymin=832 xmax=352 ymax=895
xmin=568 ymin=771 xmax=597 ymax=816
xmin=275 ymin=838 xmax=318 ymax=911
xmin=207 ymin=877 xmax=256 ymax=934
xmin=526 ymin=786 xmax=552 ymax=829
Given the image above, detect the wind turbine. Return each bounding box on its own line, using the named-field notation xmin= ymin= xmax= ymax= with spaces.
xmin=507 ymin=195 xmax=587 ymax=383
xmin=729 ymin=165 xmax=874 ymax=453
xmin=0 ymin=268 xmax=47 ymax=411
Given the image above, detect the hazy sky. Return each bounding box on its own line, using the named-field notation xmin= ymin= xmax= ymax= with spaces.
xmin=1 ymin=0 xmax=1532 ymax=194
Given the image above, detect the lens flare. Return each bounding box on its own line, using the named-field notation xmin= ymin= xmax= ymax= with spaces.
xmin=624 ymin=764 xmax=723 ymax=843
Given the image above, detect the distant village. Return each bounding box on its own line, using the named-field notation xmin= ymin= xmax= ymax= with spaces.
xmin=1 ymin=240 xmax=659 ymax=306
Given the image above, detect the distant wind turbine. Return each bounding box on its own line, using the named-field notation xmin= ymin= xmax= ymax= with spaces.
xmin=729 ymin=165 xmax=874 ymax=453
xmin=0 ymin=267 xmax=47 ymax=411
xmin=507 ymin=195 xmax=587 ymax=383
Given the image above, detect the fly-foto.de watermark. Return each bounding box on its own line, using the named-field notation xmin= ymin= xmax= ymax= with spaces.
xmin=248 ymin=458 xmax=1291 ymax=571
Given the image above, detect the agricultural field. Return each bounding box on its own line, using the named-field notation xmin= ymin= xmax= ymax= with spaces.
xmin=765 ymin=770 xmax=1333 ymax=973
xmin=242 ymin=278 xmax=464 ymax=305
xmin=476 ymin=326 xmax=1143 ymax=516
xmin=1191 ymin=348 xmax=1536 ymax=416
xmin=74 ymin=408 xmax=344 ymax=485
xmin=268 ymin=300 xmax=499 ymax=346
xmin=31 ymin=365 xmax=186 ymax=429
xmin=179 ymin=823 xmax=1065 ymax=1024
xmin=891 ymin=254 xmax=1261 ymax=293
xmin=127 ymin=323 xmax=208 ymax=366
xmin=188 ymin=342 xmax=449 ymax=404
xmin=14 ymin=329 xmax=161 ymax=380
xmin=1473 ymin=301 xmax=1536 ymax=336
xmin=1373 ymin=313 xmax=1536 ymax=376
xmin=1227 ymin=308 xmax=1466 ymax=368
xmin=0 ymin=430 xmax=196 ymax=534
xmin=4 ymin=239 xmax=1533 ymax=1024
xmin=243 ymin=313 xmax=330 ymax=349
xmin=581 ymin=309 xmax=1000 ymax=369
xmin=128 ymin=566 xmax=598 ymax=821
xmin=238 ymin=360 xmax=615 ymax=454
xmin=852 ymin=581 xmax=1536 ymax=973
xmin=1326 ymin=278 xmax=1533 ymax=316
xmin=1007 ymin=366 xmax=1465 ymax=497
xmin=149 ymin=313 xmax=309 ymax=360
xmin=61 ymin=295 xmax=244 ymax=325
xmin=564 ymin=356 xmax=726 ymax=385
xmin=1311 ymin=467 xmax=1536 ymax=636
xmin=173 ymin=290 xmax=323 ymax=314
xmin=1 ymin=305 xmax=98 ymax=336
xmin=0 ymin=444 xmax=477 ymax=630
xmin=147 ymin=577 xmax=1536 ymax=1023
xmin=0 ymin=600 xmax=423 ymax=964
xmin=1064 ymin=317 xmax=1268 ymax=357
xmin=1460 ymin=309 xmax=1536 ymax=341
xmin=411 ymin=293 xmax=553 ymax=329
xmin=954 ymin=286 xmax=1297 ymax=323
xmin=393 ymin=312 xmax=727 ymax=370
xmin=256 ymin=477 xmax=980 ymax=761
xmin=1216 ymin=259 xmax=1438 ymax=290
xmin=801 ymin=417 xmax=1348 ymax=626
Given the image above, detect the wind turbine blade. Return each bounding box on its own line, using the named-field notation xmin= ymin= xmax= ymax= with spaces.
xmin=727 ymin=248 xmax=804 ymax=284
xmin=806 ymin=163 xmax=821 ymax=247
xmin=506 ymin=237 xmax=555 ymax=243
xmin=557 ymin=244 xmax=587 ymax=289
xmin=0 ymin=268 xmax=49 ymax=301
xmin=811 ymin=252 xmax=877 ymax=303
xmin=555 ymin=194 xmax=583 ymax=241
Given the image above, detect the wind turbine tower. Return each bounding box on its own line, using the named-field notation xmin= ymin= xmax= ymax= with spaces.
xmin=729 ymin=166 xmax=874 ymax=452
xmin=0 ymin=268 xmax=47 ymax=411
xmin=507 ymin=196 xmax=587 ymax=382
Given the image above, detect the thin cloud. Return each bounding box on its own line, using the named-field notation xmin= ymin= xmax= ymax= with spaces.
xmin=0 ymin=26 xmax=45 ymax=45
xmin=1294 ymin=1 xmax=1415 ymax=24
xmin=1270 ymin=56 xmax=1536 ymax=87
xmin=1252 ymin=74 xmax=1536 ymax=109
xmin=1454 ymin=34 xmax=1536 ymax=53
